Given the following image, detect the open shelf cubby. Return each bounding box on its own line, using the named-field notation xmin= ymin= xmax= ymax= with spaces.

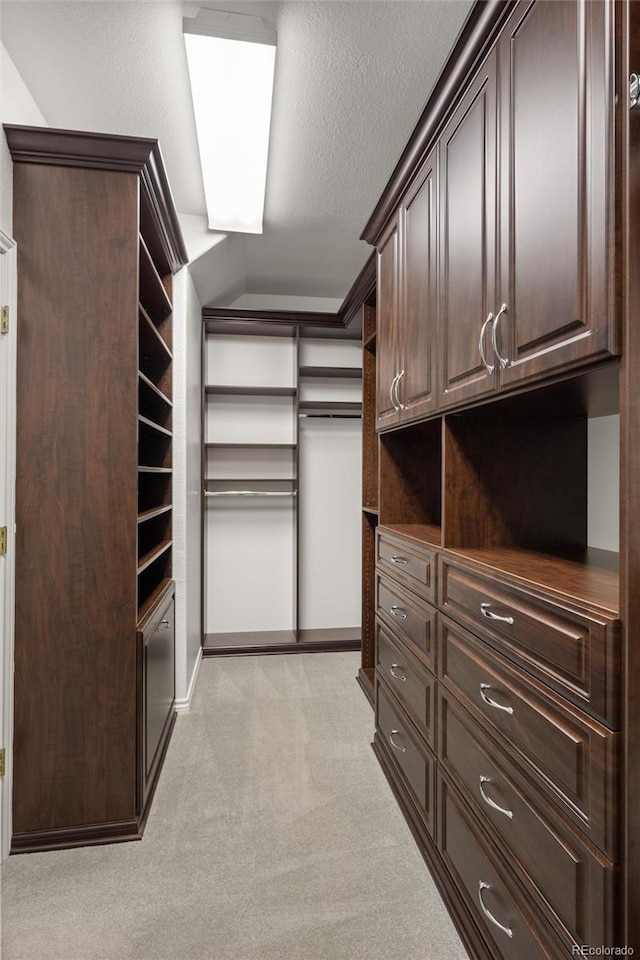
xmin=379 ymin=417 xmax=442 ymax=540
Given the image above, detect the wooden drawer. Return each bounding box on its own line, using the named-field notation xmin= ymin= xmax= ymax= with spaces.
xmin=438 ymin=773 xmax=559 ymax=960
xmin=376 ymin=571 xmax=436 ymax=670
xmin=376 ymin=622 xmax=436 ymax=750
xmin=376 ymin=679 xmax=436 ymax=837
xmin=439 ymin=554 xmax=619 ymax=728
xmin=377 ymin=527 xmax=436 ymax=604
xmin=438 ymin=615 xmax=617 ymax=856
xmin=439 ymin=689 xmax=615 ymax=947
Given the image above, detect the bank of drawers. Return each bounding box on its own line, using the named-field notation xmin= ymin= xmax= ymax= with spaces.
xmin=374 ymin=527 xmax=619 ymax=958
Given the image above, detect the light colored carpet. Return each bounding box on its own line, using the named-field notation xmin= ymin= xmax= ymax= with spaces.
xmin=1 ymin=652 xmax=469 ymax=960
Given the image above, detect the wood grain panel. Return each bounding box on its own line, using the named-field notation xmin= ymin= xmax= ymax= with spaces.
xmin=12 ymin=162 xmax=139 ymax=832
xmin=376 ymin=218 xmax=400 ymax=428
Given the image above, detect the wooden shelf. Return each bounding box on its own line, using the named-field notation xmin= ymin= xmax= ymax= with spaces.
xmin=137 ymin=577 xmax=173 ymax=625
xmin=138 ymin=504 xmax=173 ymax=525
xmin=139 ymin=305 xmax=172 ymax=362
xmin=137 ymin=539 xmax=172 ymax=574
xmin=139 ymin=235 xmax=172 ymax=320
xmin=138 ymin=466 xmax=172 ymax=474
xmin=362 ymin=506 xmax=379 ymax=517
xmin=205 ymin=479 xmax=297 ymax=493
xmin=205 ymin=385 xmax=296 ymax=397
xmin=382 ymin=522 xmax=442 ymax=549
xmin=299 ymin=401 xmax=361 ymax=416
xmin=299 ymin=365 xmax=361 ymax=379
xmin=364 ymin=331 xmax=377 ymax=354
xmin=139 ymin=415 xmax=172 ymax=438
xmin=445 ymin=545 xmax=619 ymax=615
xmin=139 ymin=371 xmax=172 ymax=408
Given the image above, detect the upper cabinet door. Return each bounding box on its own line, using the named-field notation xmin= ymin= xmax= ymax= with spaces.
xmin=439 ymin=51 xmax=498 ymax=409
xmin=497 ymin=0 xmax=616 ymax=385
xmin=397 ymin=148 xmax=438 ymax=422
xmin=376 ymin=216 xmax=401 ymax=428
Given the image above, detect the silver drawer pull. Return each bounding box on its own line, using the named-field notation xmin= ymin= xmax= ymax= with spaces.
xmin=390 ymin=604 xmax=407 ymax=620
xmin=158 ymin=619 xmax=171 ymax=632
xmin=389 ymin=730 xmax=406 ymax=753
xmin=479 ymin=776 xmax=514 ymax=819
xmin=478 ymin=881 xmax=513 ymax=939
xmin=389 ymin=664 xmax=407 ymax=682
xmin=479 ymin=683 xmax=514 ymax=715
xmin=491 ymin=303 xmax=509 ymax=370
xmin=480 ymin=602 xmax=514 ymax=625
xmin=390 ymin=555 xmax=408 ymax=566
xmin=478 ymin=312 xmax=495 ymax=375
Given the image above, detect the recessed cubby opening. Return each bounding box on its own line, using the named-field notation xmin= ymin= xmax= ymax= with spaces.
xmin=442 ymin=365 xmax=620 ymax=610
xmin=138 ymin=547 xmax=172 ymax=615
xmin=138 ymin=419 xmax=172 ymax=468
xmin=379 ymin=418 xmax=442 ymax=543
xmin=138 ymin=510 xmax=172 ymax=559
xmin=138 ymin=471 xmax=172 ymax=514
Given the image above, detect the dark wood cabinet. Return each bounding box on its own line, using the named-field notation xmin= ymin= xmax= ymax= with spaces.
xmin=439 ymin=51 xmax=498 ymax=408
xmin=376 ymin=217 xmax=400 ymax=428
xmin=6 ymin=125 xmax=187 ymax=852
xmin=496 ymin=0 xmax=616 ymax=385
xmin=359 ymin=0 xmax=636 ymax=953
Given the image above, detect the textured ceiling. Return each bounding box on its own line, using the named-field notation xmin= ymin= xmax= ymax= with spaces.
xmin=1 ymin=0 xmax=473 ymax=304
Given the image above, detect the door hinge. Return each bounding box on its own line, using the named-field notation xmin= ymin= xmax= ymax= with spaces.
xmin=0 ymin=527 xmax=7 ymax=556
xmin=0 ymin=749 xmax=5 ymax=778
xmin=0 ymin=306 xmax=8 ymax=335
xmin=631 ymin=73 xmax=640 ymax=109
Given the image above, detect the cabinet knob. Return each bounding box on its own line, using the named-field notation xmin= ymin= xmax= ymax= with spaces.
xmin=491 ymin=303 xmax=509 ymax=370
xmin=389 ymin=730 xmax=406 ymax=753
xmin=479 ymin=682 xmax=514 ymax=715
xmin=158 ymin=619 xmax=171 ymax=632
xmin=478 ymin=313 xmax=495 ymax=375
xmin=478 ymin=882 xmax=513 ymax=939
xmin=389 ymin=604 xmax=408 ymax=620
xmin=479 ymin=775 xmax=514 ymax=819
xmin=389 ymin=664 xmax=407 ymax=682
xmin=389 ymin=555 xmax=408 ymax=566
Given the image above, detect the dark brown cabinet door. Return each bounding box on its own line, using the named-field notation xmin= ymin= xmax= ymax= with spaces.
xmin=497 ymin=0 xmax=616 ymax=385
xmin=397 ymin=148 xmax=438 ymax=421
xmin=376 ymin=216 xmax=401 ymax=428
xmin=439 ymin=50 xmax=498 ymax=409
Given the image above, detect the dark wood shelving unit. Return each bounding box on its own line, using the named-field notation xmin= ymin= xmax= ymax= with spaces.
xmin=6 ymin=124 xmax=187 ymax=854
xmin=299 ymin=365 xmax=361 ymax=379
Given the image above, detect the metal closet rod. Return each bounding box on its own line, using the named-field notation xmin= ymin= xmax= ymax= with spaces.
xmin=204 ymin=490 xmax=296 ymax=498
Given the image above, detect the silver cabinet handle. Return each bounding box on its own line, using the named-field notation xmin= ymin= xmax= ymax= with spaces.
xmin=389 ymin=664 xmax=407 ymax=682
xmin=389 ymin=555 xmax=408 ymax=566
xmin=390 ymin=604 xmax=407 ymax=620
xmin=479 ymin=683 xmax=514 ymax=715
xmin=389 ymin=373 xmax=400 ymax=411
xmin=491 ymin=303 xmax=509 ymax=369
xmin=478 ymin=312 xmax=495 ymax=374
xmin=479 ymin=776 xmax=514 ymax=819
xmin=389 ymin=730 xmax=406 ymax=752
xmin=478 ymin=882 xmax=513 ymax=939
xmin=158 ymin=619 xmax=171 ymax=632
xmin=393 ymin=369 xmax=405 ymax=411
xmin=480 ymin=602 xmax=514 ymax=625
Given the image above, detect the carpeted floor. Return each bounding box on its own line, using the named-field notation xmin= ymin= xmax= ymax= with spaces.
xmin=0 ymin=652 xmax=469 ymax=960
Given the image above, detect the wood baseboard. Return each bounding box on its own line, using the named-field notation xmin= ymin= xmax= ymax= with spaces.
xmin=11 ymin=818 xmax=142 ymax=854
xmin=356 ymin=667 xmax=375 ymax=707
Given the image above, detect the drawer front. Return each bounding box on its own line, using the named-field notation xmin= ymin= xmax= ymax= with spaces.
xmin=143 ymin=595 xmax=175 ymax=779
xmin=439 ymin=555 xmax=619 ymax=728
xmin=376 ymin=572 xmax=436 ymax=669
xmin=439 ymin=689 xmax=614 ymax=946
xmin=376 ymin=679 xmax=435 ymax=836
xmin=439 ymin=773 xmax=559 ymax=960
xmin=376 ymin=622 xmax=435 ymax=750
xmin=377 ymin=528 xmax=436 ymax=603
xmin=438 ymin=615 xmax=617 ymax=856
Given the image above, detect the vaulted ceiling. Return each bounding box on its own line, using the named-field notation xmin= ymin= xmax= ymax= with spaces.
xmin=1 ymin=0 xmax=473 ymax=307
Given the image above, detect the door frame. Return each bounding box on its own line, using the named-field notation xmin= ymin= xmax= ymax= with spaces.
xmin=0 ymin=228 xmax=17 ymax=861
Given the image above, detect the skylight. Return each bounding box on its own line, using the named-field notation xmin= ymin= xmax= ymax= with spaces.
xmin=183 ymin=10 xmax=277 ymax=235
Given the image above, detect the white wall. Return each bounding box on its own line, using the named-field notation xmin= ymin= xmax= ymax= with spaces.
xmin=588 ymin=414 xmax=619 ymax=552
xmin=172 ymin=267 xmax=203 ymax=707
xmin=1 ymin=41 xmax=49 ymax=235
